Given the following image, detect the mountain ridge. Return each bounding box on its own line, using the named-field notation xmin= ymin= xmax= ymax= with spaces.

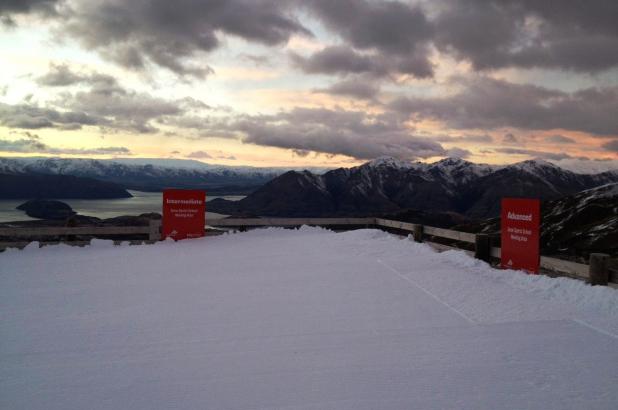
xmin=208 ymin=156 xmax=618 ymax=218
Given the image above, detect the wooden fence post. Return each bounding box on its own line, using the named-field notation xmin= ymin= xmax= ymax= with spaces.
xmin=413 ymin=224 xmax=424 ymax=243
xmin=589 ymin=253 xmax=609 ymax=286
xmin=148 ymin=220 xmax=161 ymax=241
xmin=474 ymin=234 xmax=491 ymax=262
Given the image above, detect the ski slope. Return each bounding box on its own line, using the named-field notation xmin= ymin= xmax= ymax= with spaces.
xmin=1 ymin=227 xmax=617 ymax=409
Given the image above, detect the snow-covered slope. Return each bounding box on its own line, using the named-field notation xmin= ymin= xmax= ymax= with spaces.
xmin=1 ymin=228 xmax=617 ymax=409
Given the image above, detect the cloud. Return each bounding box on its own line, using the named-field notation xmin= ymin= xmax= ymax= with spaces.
xmin=0 ymin=136 xmax=130 ymax=155
xmin=186 ymin=150 xmax=213 ymax=159
xmin=391 ymin=76 xmax=618 ymax=137
xmin=0 ymin=0 xmax=59 ymax=25
xmin=503 ymin=133 xmax=518 ymax=144
xmin=2 ymin=75 xmax=211 ymax=134
xmin=55 ymin=84 xmax=183 ymax=133
xmin=238 ymin=53 xmax=272 ymax=66
xmin=550 ymin=158 xmax=618 ymax=173
xmin=495 ymin=147 xmax=583 ymax=161
xmin=314 ymin=77 xmax=380 ymax=100
xmin=292 ymin=47 xmax=382 ymax=76
xmin=546 ymin=134 xmax=576 ymax=144
xmin=434 ymin=134 xmax=493 ymax=143
xmin=6 ymin=0 xmax=618 ymax=78
xmin=55 ymin=0 xmax=311 ymax=78
xmin=601 ymin=139 xmax=618 ymax=153
xmin=434 ymin=0 xmax=618 ymax=73
xmin=445 ymin=147 xmax=472 ymax=158
xmin=235 ymin=107 xmax=446 ymax=160
xmin=0 ymin=102 xmax=102 ymax=129
xmin=301 ymin=0 xmax=434 ymax=78
xmin=36 ymin=63 xmax=119 ymax=88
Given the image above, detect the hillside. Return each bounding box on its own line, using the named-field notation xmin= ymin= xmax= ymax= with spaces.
xmin=455 ymin=183 xmax=618 ymax=259
xmin=0 ymin=173 xmax=132 ymax=199
xmin=208 ymin=157 xmax=618 ymax=218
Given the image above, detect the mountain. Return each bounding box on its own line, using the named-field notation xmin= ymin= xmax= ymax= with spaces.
xmin=208 ymin=156 xmax=618 ymax=218
xmin=0 ymin=173 xmax=132 ymax=199
xmin=455 ymin=183 xmax=618 ymax=259
xmin=0 ymin=157 xmax=325 ymax=194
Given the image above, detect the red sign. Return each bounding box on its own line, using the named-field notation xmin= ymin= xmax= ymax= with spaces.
xmin=162 ymin=189 xmax=206 ymax=240
xmin=501 ymin=198 xmax=541 ymax=273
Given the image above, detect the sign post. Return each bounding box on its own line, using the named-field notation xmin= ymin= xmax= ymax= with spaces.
xmin=501 ymin=198 xmax=540 ymax=273
xmin=162 ymin=189 xmax=206 ymax=240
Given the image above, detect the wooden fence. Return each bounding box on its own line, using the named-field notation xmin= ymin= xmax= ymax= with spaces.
xmin=1 ymin=217 xmax=616 ymax=288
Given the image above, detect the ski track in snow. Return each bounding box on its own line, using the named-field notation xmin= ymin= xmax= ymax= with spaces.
xmin=1 ymin=227 xmax=617 ymax=410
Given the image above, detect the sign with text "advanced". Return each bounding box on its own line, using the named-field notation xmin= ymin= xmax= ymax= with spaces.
xmin=501 ymin=198 xmax=540 ymax=274
xmin=162 ymin=189 xmax=205 ymax=240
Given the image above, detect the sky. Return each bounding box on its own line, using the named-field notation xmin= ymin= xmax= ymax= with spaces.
xmin=0 ymin=0 xmax=617 ymax=171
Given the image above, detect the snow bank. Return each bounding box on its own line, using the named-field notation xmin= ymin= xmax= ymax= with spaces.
xmin=1 ymin=227 xmax=617 ymax=410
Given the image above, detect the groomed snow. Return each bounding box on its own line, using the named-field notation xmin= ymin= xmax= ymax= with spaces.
xmin=1 ymin=227 xmax=617 ymax=410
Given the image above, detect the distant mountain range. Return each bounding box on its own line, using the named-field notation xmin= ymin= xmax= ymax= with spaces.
xmin=0 ymin=157 xmax=327 ymax=194
xmin=208 ymin=156 xmax=618 ymax=218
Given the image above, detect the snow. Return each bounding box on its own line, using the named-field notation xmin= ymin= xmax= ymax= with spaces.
xmin=1 ymin=227 xmax=617 ymax=410
xmin=365 ymin=156 xmax=421 ymax=170
xmin=0 ymin=157 xmax=328 ymax=178
xmin=580 ymin=182 xmax=618 ymax=200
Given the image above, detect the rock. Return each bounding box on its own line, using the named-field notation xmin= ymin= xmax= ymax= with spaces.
xmin=16 ymin=200 xmax=77 ymax=220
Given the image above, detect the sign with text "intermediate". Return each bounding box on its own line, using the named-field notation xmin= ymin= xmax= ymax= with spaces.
xmin=162 ymin=189 xmax=205 ymax=240
xmin=501 ymin=198 xmax=540 ymax=274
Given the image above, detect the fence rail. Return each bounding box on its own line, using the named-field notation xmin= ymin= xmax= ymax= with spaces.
xmin=1 ymin=217 xmax=615 ymax=287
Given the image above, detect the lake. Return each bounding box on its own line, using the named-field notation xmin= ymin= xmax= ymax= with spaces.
xmin=0 ymin=191 xmax=243 ymax=223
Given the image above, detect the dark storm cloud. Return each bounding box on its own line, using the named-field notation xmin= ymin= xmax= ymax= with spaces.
xmin=391 ymin=77 xmax=618 ymax=137
xmin=314 ymin=77 xmax=380 ymax=100
xmin=301 ymin=0 xmax=434 ymax=78
xmin=292 ymin=47 xmax=382 ymax=76
xmin=306 ymin=0 xmax=432 ymax=54
xmin=433 ymin=0 xmax=618 ymax=73
xmin=5 ymin=0 xmax=618 ymax=77
xmin=59 ymin=0 xmax=310 ymax=78
xmin=235 ymin=107 xmax=446 ymax=160
xmin=291 ymin=46 xmax=433 ymax=79
xmin=0 ymin=0 xmax=59 ymax=19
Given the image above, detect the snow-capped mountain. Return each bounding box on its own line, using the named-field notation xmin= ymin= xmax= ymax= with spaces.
xmin=0 ymin=157 xmax=314 ymax=193
xmin=208 ymin=156 xmax=618 ymax=218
